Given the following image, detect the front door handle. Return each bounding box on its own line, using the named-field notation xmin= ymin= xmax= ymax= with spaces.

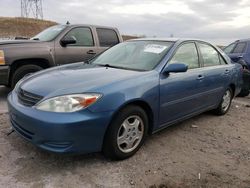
xmin=224 ymin=69 xmax=230 ymax=74
xmin=87 ymin=50 xmax=96 ymax=55
xmin=197 ymin=75 xmax=204 ymax=80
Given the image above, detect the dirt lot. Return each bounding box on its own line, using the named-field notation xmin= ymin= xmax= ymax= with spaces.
xmin=0 ymin=93 xmax=250 ymax=187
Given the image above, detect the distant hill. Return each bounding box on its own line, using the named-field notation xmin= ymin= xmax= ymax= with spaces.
xmin=0 ymin=17 xmax=138 ymax=41
xmin=0 ymin=17 xmax=57 ymax=39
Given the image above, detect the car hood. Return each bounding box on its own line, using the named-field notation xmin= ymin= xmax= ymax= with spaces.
xmin=0 ymin=39 xmax=41 ymax=46
xmin=19 ymin=63 xmax=147 ymax=98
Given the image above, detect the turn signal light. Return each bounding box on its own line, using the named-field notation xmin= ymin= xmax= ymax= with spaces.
xmin=0 ymin=50 xmax=5 ymax=65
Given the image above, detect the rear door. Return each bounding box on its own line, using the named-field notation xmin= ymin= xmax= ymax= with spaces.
xmin=159 ymin=42 xmax=207 ymax=126
xmin=95 ymin=28 xmax=120 ymax=54
xmin=197 ymin=42 xmax=232 ymax=107
xmin=55 ymin=27 xmax=97 ymax=65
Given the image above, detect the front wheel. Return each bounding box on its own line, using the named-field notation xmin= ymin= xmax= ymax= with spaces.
xmin=103 ymin=105 xmax=148 ymax=160
xmin=11 ymin=65 xmax=43 ymax=89
xmin=213 ymin=88 xmax=233 ymax=115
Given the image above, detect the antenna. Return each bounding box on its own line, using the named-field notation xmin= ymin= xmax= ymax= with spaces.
xmin=21 ymin=0 xmax=43 ymax=19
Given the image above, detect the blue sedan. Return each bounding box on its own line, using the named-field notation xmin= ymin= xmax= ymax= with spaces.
xmin=8 ymin=38 xmax=242 ymax=160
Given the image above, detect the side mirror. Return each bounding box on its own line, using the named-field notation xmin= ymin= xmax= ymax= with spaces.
xmin=163 ymin=63 xmax=188 ymax=74
xmin=60 ymin=36 xmax=76 ymax=46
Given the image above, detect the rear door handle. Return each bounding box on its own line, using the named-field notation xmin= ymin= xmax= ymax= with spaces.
xmin=225 ymin=69 xmax=230 ymax=74
xmin=87 ymin=50 xmax=96 ymax=55
xmin=197 ymin=75 xmax=204 ymax=80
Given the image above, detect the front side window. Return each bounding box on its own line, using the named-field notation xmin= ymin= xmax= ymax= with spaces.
xmin=64 ymin=27 xmax=94 ymax=46
xmin=232 ymin=42 xmax=247 ymax=53
xmin=96 ymin=28 xmax=119 ymax=47
xmin=169 ymin=43 xmax=199 ymax=69
xmin=92 ymin=41 xmax=173 ymax=71
xmin=199 ymin=43 xmax=220 ymax=67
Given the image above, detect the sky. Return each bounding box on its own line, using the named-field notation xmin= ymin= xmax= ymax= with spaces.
xmin=1 ymin=0 xmax=250 ymax=45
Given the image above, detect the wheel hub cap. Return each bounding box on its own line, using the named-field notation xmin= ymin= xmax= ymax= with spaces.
xmin=221 ymin=90 xmax=231 ymax=111
xmin=117 ymin=115 xmax=144 ymax=153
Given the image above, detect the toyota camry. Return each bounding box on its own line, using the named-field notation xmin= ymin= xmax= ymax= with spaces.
xmin=8 ymin=38 xmax=243 ymax=160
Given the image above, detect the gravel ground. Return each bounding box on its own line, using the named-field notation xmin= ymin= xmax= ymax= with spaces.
xmin=0 ymin=88 xmax=250 ymax=187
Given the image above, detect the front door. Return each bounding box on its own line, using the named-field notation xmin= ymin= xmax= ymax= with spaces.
xmin=55 ymin=27 xmax=97 ymax=65
xmin=159 ymin=42 xmax=205 ymax=126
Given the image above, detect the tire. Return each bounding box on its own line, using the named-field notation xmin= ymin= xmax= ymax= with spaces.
xmin=103 ymin=105 xmax=148 ymax=160
xmin=213 ymin=88 xmax=233 ymax=115
xmin=11 ymin=65 xmax=43 ymax=89
xmin=237 ymin=89 xmax=249 ymax=97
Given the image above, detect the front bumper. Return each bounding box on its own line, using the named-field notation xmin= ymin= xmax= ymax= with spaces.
xmin=7 ymin=91 xmax=114 ymax=154
xmin=0 ymin=65 xmax=10 ymax=85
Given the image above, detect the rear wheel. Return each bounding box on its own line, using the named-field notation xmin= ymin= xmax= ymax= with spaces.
xmin=11 ymin=65 xmax=43 ymax=89
xmin=214 ymin=88 xmax=233 ymax=115
xmin=103 ymin=105 xmax=148 ymax=160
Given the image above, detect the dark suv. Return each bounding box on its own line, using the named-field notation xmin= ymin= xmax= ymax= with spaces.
xmin=224 ymin=39 xmax=250 ymax=96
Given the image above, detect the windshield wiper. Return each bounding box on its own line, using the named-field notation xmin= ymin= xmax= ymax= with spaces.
xmin=96 ymin=63 xmax=145 ymax=71
xmin=31 ymin=38 xmax=40 ymax=41
xmin=98 ymin=64 xmax=121 ymax=69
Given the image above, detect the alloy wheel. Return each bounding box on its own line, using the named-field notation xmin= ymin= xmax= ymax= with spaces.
xmin=117 ymin=115 xmax=144 ymax=153
xmin=221 ymin=90 xmax=232 ymax=111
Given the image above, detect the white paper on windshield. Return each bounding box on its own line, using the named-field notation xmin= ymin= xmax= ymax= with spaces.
xmin=144 ymin=44 xmax=167 ymax=54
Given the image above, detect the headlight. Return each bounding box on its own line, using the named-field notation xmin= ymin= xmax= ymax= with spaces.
xmin=0 ymin=50 xmax=5 ymax=65
xmin=36 ymin=93 xmax=102 ymax=112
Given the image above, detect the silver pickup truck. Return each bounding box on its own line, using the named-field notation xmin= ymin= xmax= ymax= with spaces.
xmin=0 ymin=24 xmax=123 ymax=88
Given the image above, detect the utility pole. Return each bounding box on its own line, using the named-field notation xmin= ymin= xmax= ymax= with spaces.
xmin=21 ymin=0 xmax=43 ymax=19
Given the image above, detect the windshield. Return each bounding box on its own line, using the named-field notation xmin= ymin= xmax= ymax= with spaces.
xmin=92 ymin=41 xmax=173 ymax=71
xmin=31 ymin=25 xmax=66 ymax=42
xmin=223 ymin=43 xmax=236 ymax=54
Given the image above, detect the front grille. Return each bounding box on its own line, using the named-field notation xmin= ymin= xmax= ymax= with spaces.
xmin=17 ymin=88 xmax=43 ymax=107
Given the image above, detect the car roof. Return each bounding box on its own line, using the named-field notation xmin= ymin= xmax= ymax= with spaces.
xmin=61 ymin=24 xmax=118 ymax=30
xmin=128 ymin=37 xmax=211 ymax=43
xmin=234 ymin=38 xmax=250 ymax=43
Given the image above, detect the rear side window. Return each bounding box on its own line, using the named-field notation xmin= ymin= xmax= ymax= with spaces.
xmin=96 ymin=28 xmax=119 ymax=47
xmin=169 ymin=43 xmax=199 ymax=69
xmin=198 ymin=43 xmax=220 ymax=67
xmin=65 ymin=27 xmax=94 ymax=46
xmin=232 ymin=42 xmax=247 ymax=53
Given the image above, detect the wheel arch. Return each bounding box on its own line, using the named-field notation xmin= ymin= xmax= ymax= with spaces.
xmin=229 ymin=83 xmax=235 ymax=97
xmin=9 ymin=58 xmax=51 ymax=84
xmin=107 ymin=99 xmax=155 ymax=135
